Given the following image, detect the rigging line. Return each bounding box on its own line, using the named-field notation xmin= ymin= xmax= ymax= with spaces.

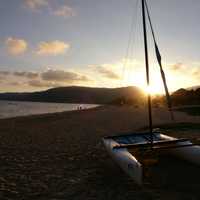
xmin=121 ymin=0 xmax=138 ymax=86
xmin=144 ymin=0 xmax=174 ymax=120
xmin=126 ymin=0 xmax=140 ymax=86
xmin=120 ymin=0 xmax=139 ymax=87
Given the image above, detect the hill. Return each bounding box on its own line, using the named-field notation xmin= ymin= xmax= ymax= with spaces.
xmin=187 ymin=85 xmax=200 ymax=90
xmin=0 ymin=86 xmax=145 ymax=104
xmin=171 ymin=88 xmax=200 ymax=105
xmin=153 ymin=87 xmax=200 ymax=106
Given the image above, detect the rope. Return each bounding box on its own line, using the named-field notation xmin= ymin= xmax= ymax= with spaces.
xmin=144 ymin=0 xmax=174 ymax=120
xmin=121 ymin=0 xmax=139 ymax=87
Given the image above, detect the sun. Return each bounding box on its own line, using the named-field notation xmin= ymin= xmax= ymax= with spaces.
xmin=121 ymin=68 xmax=167 ymax=95
xmin=143 ymin=85 xmax=164 ymax=95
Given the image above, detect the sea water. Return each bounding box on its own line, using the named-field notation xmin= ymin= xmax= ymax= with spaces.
xmin=0 ymin=100 xmax=98 ymax=119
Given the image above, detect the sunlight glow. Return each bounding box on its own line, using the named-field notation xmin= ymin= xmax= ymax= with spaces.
xmin=122 ymin=69 xmax=166 ymax=95
xmin=119 ymin=59 xmax=190 ymax=95
xmin=143 ymin=85 xmax=163 ymax=95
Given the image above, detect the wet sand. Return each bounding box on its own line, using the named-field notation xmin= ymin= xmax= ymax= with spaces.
xmin=0 ymin=105 xmax=200 ymax=199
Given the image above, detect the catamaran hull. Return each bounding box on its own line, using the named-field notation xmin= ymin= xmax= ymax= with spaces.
xmin=159 ymin=134 xmax=200 ymax=165
xmin=103 ymin=133 xmax=200 ymax=185
xmin=103 ymin=138 xmax=143 ymax=185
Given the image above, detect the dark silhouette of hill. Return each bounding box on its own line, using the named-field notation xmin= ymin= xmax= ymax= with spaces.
xmin=171 ymin=88 xmax=200 ymax=105
xmin=187 ymin=85 xmax=200 ymax=90
xmin=153 ymin=87 xmax=200 ymax=106
xmin=0 ymin=86 xmax=145 ymax=104
xmin=1 ymin=86 xmax=200 ymax=106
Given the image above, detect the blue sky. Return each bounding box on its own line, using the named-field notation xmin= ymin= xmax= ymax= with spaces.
xmin=0 ymin=0 xmax=200 ymax=93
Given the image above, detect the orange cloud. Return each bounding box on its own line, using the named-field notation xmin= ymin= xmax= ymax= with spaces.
xmin=36 ymin=40 xmax=70 ymax=55
xmin=23 ymin=0 xmax=76 ymax=19
xmin=24 ymin=0 xmax=48 ymax=10
xmin=5 ymin=37 xmax=28 ymax=55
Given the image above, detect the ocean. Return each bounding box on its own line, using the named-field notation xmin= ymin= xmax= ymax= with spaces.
xmin=0 ymin=100 xmax=99 ymax=119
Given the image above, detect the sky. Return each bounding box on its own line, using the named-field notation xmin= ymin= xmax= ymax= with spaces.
xmin=0 ymin=0 xmax=200 ymax=93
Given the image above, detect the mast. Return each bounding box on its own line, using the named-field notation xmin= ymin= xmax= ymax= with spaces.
xmin=141 ymin=0 xmax=153 ymax=144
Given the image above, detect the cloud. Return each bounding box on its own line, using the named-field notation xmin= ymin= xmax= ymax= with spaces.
xmin=41 ymin=69 xmax=90 ymax=82
xmin=13 ymin=71 xmax=39 ymax=79
xmin=9 ymin=81 xmax=22 ymax=86
xmin=11 ymin=69 xmax=90 ymax=83
xmin=36 ymin=40 xmax=70 ymax=55
xmin=28 ymin=80 xmax=61 ymax=88
xmin=23 ymin=0 xmax=76 ymax=19
xmin=95 ymin=66 xmax=120 ymax=79
xmin=0 ymin=71 xmax=11 ymax=81
xmin=53 ymin=5 xmax=76 ymax=18
xmin=24 ymin=0 xmax=49 ymax=10
xmin=0 ymin=71 xmax=10 ymax=76
xmin=5 ymin=37 xmax=28 ymax=55
xmin=0 ymin=69 xmax=91 ymax=89
xmin=28 ymin=69 xmax=91 ymax=88
xmin=192 ymin=69 xmax=200 ymax=78
xmin=170 ymin=62 xmax=185 ymax=71
xmin=168 ymin=62 xmax=200 ymax=80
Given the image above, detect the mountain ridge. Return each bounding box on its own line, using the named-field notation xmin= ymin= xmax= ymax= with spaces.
xmin=1 ymin=86 xmax=200 ymax=106
xmin=0 ymin=86 xmax=144 ymax=104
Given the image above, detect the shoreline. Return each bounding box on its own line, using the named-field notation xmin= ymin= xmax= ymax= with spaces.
xmin=0 ymin=100 xmax=100 ymax=120
xmin=0 ymin=104 xmax=104 ymax=121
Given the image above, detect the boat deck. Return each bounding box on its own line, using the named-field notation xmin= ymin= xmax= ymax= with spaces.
xmin=108 ymin=132 xmax=193 ymax=169
xmin=107 ymin=132 xmax=193 ymax=151
xmin=113 ymin=133 xmax=161 ymax=145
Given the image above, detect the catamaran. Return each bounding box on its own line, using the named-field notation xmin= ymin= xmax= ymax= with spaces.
xmin=102 ymin=0 xmax=200 ymax=185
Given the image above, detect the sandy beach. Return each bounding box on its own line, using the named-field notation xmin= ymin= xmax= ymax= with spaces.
xmin=0 ymin=105 xmax=200 ymax=199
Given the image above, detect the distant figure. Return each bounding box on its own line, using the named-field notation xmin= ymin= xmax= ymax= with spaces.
xmin=77 ymin=105 xmax=82 ymax=110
